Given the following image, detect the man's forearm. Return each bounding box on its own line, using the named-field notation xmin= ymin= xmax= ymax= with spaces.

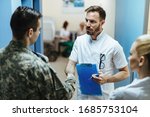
xmin=107 ymin=70 xmax=129 ymax=83
xmin=107 ymin=66 xmax=130 ymax=83
xmin=65 ymin=60 xmax=76 ymax=76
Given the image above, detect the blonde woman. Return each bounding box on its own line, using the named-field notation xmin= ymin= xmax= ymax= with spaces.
xmin=109 ymin=34 xmax=150 ymax=100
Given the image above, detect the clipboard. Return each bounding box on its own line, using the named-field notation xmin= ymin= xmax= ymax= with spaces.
xmin=76 ymin=64 xmax=102 ymax=95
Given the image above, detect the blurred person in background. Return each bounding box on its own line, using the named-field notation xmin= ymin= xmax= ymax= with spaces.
xmin=60 ymin=20 xmax=71 ymax=41
xmin=77 ymin=21 xmax=86 ymax=36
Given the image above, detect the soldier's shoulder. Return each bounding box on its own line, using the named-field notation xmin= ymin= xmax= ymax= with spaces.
xmin=27 ymin=53 xmax=50 ymax=71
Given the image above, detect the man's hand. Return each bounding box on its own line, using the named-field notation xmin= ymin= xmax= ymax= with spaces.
xmin=92 ymin=74 xmax=108 ymax=84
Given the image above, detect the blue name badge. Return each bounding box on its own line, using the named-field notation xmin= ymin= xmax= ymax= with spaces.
xmin=76 ymin=64 xmax=102 ymax=95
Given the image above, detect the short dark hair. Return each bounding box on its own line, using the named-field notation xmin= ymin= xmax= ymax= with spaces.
xmin=85 ymin=5 xmax=106 ymax=20
xmin=10 ymin=6 xmax=42 ymax=40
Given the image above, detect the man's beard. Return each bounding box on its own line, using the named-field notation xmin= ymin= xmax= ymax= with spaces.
xmin=86 ymin=30 xmax=93 ymax=35
xmin=86 ymin=24 xmax=100 ymax=36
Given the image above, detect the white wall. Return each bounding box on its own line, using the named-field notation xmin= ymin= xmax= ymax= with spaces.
xmin=42 ymin=0 xmax=115 ymax=37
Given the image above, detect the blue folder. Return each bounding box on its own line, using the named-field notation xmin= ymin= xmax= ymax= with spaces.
xmin=76 ymin=64 xmax=102 ymax=95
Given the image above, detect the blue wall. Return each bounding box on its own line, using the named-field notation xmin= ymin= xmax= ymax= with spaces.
xmin=0 ymin=0 xmax=21 ymax=48
xmin=21 ymin=0 xmax=33 ymax=7
xmin=115 ymin=0 xmax=149 ymax=88
xmin=11 ymin=0 xmax=22 ymax=13
xmin=33 ymin=0 xmax=43 ymax=53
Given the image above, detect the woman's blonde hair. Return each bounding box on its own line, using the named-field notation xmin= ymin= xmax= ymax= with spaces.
xmin=136 ymin=34 xmax=150 ymax=56
xmin=136 ymin=34 xmax=150 ymax=69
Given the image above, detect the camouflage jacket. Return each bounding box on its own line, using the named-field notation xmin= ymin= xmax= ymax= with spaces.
xmin=0 ymin=40 xmax=75 ymax=100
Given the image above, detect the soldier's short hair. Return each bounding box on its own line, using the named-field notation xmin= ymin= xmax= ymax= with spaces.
xmin=10 ymin=6 xmax=42 ymax=40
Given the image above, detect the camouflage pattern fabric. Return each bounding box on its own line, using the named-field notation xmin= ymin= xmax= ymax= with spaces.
xmin=0 ymin=40 xmax=75 ymax=100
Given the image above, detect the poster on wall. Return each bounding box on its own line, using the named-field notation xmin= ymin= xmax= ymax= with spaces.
xmin=62 ymin=0 xmax=85 ymax=13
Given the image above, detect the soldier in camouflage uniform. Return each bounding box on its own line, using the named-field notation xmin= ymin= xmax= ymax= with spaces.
xmin=0 ymin=6 xmax=76 ymax=100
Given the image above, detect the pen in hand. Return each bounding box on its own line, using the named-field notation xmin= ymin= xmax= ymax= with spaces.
xmin=91 ymin=69 xmax=107 ymax=84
